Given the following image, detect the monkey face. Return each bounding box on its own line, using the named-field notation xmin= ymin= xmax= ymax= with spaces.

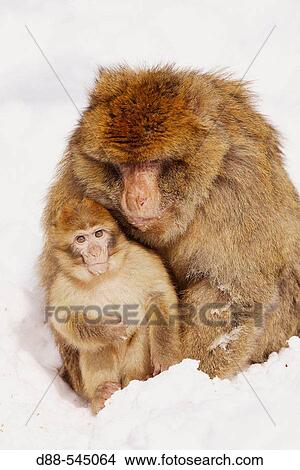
xmin=50 ymin=198 xmax=121 ymax=279
xmin=71 ymin=226 xmax=112 ymax=275
xmin=71 ymin=66 xmax=225 ymax=239
xmin=72 ymin=152 xmax=195 ymax=235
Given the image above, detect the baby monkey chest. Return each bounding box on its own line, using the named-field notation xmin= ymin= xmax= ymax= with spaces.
xmin=82 ymin=282 xmax=148 ymax=325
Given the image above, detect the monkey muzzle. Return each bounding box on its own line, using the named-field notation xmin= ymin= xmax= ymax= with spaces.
xmin=120 ymin=162 xmax=162 ymax=230
xmin=87 ymin=262 xmax=109 ymax=275
xmin=82 ymin=244 xmax=109 ymax=275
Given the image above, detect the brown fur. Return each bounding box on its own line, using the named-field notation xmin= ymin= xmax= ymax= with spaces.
xmin=41 ymin=65 xmax=300 ymax=379
xmin=40 ymin=197 xmax=179 ymax=412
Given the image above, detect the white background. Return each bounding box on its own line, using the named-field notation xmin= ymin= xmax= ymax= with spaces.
xmin=0 ymin=0 xmax=299 ymax=450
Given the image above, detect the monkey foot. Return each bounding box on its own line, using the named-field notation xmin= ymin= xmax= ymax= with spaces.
xmin=152 ymin=361 xmax=171 ymax=377
xmin=152 ymin=364 xmax=162 ymax=376
xmin=91 ymin=381 xmax=121 ymax=415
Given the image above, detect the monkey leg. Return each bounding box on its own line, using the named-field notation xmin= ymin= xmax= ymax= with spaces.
xmin=121 ymin=328 xmax=153 ymax=387
xmin=80 ymin=347 xmax=121 ymax=414
xmin=146 ymin=294 xmax=181 ymax=376
xmin=50 ymin=309 xmax=127 ymax=352
xmin=90 ymin=382 xmax=121 ymax=415
xmin=250 ymin=267 xmax=300 ymax=363
xmin=52 ymin=328 xmax=84 ymax=396
xmin=181 ymin=279 xmax=261 ymax=378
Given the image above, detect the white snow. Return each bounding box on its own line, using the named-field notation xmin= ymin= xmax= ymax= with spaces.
xmin=1 ymin=0 xmax=300 ymax=450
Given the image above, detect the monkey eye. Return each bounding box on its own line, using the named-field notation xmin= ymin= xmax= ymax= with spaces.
xmin=94 ymin=229 xmax=104 ymax=238
xmin=76 ymin=235 xmax=86 ymax=243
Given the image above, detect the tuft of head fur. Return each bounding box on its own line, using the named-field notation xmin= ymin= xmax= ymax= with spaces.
xmin=49 ymin=197 xmax=120 ymax=251
xmin=55 ymin=197 xmax=116 ymax=231
xmin=72 ymin=65 xmax=226 ymax=163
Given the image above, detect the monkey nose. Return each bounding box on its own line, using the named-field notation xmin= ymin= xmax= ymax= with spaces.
xmin=88 ymin=246 xmax=100 ymax=257
xmin=136 ymin=195 xmax=148 ymax=208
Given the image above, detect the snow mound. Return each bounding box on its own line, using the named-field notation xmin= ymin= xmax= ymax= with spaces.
xmin=0 ymin=273 xmax=300 ymax=449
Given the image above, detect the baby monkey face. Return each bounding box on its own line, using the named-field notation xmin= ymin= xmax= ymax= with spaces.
xmin=72 ymin=225 xmax=111 ymax=275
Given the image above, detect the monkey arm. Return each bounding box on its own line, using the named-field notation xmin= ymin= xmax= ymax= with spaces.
xmin=42 ymin=155 xmax=83 ymax=229
xmin=49 ymin=310 xmax=127 ymax=352
xmin=146 ymin=293 xmax=182 ymax=375
xmin=40 ymin=156 xmax=85 ymax=291
xmin=180 ymin=278 xmax=261 ymax=378
xmin=51 ymin=328 xmax=84 ymax=396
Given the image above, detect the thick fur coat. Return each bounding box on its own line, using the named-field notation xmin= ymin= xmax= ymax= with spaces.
xmin=41 ymin=65 xmax=300 ymax=378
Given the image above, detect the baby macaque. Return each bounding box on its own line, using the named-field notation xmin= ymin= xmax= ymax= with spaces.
xmin=44 ymin=198 xmax=179 ymax=413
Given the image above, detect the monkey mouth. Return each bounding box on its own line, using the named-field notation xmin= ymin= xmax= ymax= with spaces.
xmin=125 ymin=205 xmax=173 ymax=231
xmin=126 ymin=215 xmax=161 ymax=230
xmin=87 ymin=262 xmax=109 ymax=275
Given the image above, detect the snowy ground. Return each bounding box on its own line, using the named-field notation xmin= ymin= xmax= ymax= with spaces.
xmin=0 ymin=0 xmax=300 ymax=449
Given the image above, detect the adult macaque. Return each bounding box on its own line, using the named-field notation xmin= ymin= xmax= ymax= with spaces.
xmin=40 ymin=197 xmax=179 ymax=413
xmin=42 ymin=65 xmax=300 ymax=378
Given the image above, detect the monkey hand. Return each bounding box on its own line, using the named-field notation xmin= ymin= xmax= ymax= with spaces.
xmin=151 ymin=354 xmax=175 ymax=377
xmin=102 ymin=323 xmax=128 ymax=343
xmin=91 ymin=381 xmax=121 ymax=414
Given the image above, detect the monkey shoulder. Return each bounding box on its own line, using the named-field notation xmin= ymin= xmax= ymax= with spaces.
xmin=49 ymin=272 xmax=83 ymax=306
xmin=125 ymin=242 xmax=176 ymax=297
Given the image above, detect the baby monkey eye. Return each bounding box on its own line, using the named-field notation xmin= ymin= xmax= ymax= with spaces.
xmin=76 ymin=235 xmax=86 ymax=243
xmin=94 ymin=229 xmax=104 ymax=238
